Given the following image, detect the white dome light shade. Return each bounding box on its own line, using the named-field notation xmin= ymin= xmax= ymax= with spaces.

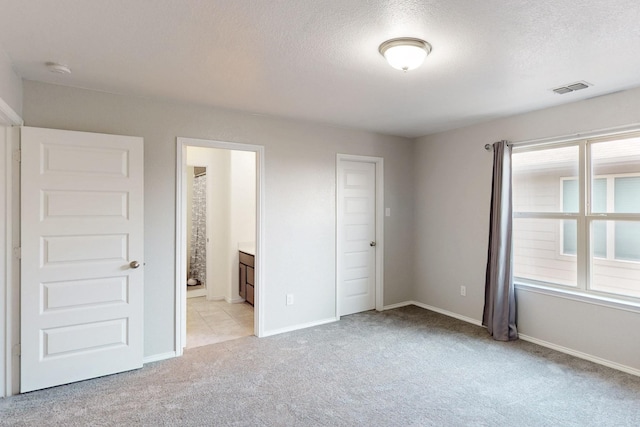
xmin=379 ymin=38 xmax=432 ymax=71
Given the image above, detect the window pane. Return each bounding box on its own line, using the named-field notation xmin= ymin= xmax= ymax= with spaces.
xmin=615 ymin=176 xmax=640 ymax=213
xmin=592 ymin=178 xmax=607 ymax=213
xmin=593 ymin=220 xmax=607 ymax=258
xmin=615 ymin=221 xmax=640 ymax=261
xmin=562 ymin=219 xmax=576 ymax=255
xmin=591 ymin=138 xmax=640 ymax=213
xmin=592 ymin=221 xmax=640 ymax=298
xmin=562 ymin=179 xmax=578 ymax=213
xmin=513 ymin=146 xmax=578 ymax=212
xmin=513 ymin=218 xmax=577 ymax=287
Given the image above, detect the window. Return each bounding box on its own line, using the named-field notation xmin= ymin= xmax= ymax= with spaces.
xmin=561 ymin=175 xmax=640 ymax=261
xmin=512 ymin=134 xmax=640 ymax=300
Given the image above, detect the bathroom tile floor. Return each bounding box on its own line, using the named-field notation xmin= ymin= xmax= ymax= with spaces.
xmin=186 ymin=297 xmax=254 ymax=349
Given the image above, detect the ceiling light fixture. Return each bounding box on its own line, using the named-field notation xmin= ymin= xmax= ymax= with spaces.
xmin=379 ymin=37 xmax=431 ymax=72
xmin=46 ymin=62 xmax=71 ymax=74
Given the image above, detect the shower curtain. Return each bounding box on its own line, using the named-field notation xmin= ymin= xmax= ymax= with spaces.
xmin=189 ymin=174 xmax=207 ymax=286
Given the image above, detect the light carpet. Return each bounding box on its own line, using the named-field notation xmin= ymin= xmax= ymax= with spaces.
xmin=2 ymin=306 xmax=639 ymax=426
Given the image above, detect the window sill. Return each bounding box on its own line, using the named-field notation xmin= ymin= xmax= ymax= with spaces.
xmin=514 ymin=282 xmax=640 ymax=314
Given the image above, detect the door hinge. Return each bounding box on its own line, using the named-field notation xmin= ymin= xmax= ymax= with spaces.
xmin=12 ymin=149 xmax=21 ymax=162
xmin=13 ymin=247 xmax=21 ymax=259
xmin=13 ymin=343 xmax=20 ymax=357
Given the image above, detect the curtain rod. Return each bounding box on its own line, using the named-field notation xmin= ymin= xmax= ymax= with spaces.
xmin=484 ymin=141 xmax=511 ymax=151
xmin=484 ymin=122 xmax=640 ymax=151
xmin=485 ymin=122 xmax=640 ymax=151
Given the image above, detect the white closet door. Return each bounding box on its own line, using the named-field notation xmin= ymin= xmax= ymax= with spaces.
xmin=338 ymin=160 xmax=377 ymax=316
xmin=20 ymin=127 xmax=144 ymax=392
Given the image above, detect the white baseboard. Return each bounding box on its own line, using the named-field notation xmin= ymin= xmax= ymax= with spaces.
xmin=385 ymin=300 xmax=483 ymax=327
xmin=383 ymin=301 xmax=639 ymax=378
xmin=381 ymin=301 xmax=414 ymax=310
xmin=143 ymin=351 xmax=177 ymax=364
xmin=261 ymin=317 xmax=338 ymax=337
xmin=519 ymin=334 xmax=640 ymax=378
xmin=226 ymin=296 xmax=245 ymax=304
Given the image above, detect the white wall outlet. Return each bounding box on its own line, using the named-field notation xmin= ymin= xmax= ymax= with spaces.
xmin=385 ymin=207 xmax=391 ymax=217
xmin=286 ymin=294 xmax=294 ymax=305
xmin=460 ymin=286 xmax=466 ymax=297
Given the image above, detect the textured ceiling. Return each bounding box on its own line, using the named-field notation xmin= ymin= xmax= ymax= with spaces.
xmin=1 ymin=0 xmax=640 ymax=138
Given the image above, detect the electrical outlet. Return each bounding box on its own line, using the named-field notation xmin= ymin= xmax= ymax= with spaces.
xmin=286 ymin=294 xmax=294 ymax=305
xmin=460 ymin=286 xmax=466 ymax=297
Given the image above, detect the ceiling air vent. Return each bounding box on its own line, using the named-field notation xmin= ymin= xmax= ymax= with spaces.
xmin=552 ymin=81 xmax=592 ymax=95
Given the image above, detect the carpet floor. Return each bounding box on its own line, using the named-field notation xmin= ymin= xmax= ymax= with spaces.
xmin=1 ymin=305 xmax=639 ymax=426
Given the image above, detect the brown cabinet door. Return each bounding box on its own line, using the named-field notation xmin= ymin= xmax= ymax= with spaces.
xmin=239 ymin=251 xmax=255 ymax=304
xmin=239 ymin=264 xmax=246 ymax=299
xmin=246 ymin=284 xmax=254 ymax=306
xmin=247 ymin=266 xmax=254 ymax=285
xmin=239 ymin=251 xmax=254 ymax=267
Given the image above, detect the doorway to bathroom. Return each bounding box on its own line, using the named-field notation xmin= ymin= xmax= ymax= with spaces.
xmin=175 ymin=138 xmax=264 ymax=354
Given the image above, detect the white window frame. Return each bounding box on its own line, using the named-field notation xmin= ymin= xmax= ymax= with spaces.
xmin=559 ymin=173 xmax=640 ymax=261
xmin=513 ymin=132 xmax=640 ymax=304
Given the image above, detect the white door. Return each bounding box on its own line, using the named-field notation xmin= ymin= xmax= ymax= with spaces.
xmin=337 ymin=159 xmax=377 ymax=316
xmin=20 ymin=127 xmax=144 ymax=392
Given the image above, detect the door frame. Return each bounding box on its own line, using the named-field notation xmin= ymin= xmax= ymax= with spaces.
xmin=1 ymin=124 xmax=7 ymax=398
xmin=336 ymin=154 xmax=384 ymax=318
xmin=1 ymin=97 xmax=22 ymax=397
xmin=175 ymin=137 xmax=265 ymax=355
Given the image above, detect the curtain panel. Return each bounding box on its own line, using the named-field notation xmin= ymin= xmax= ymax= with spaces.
xmin=483 ymin=140 xmax=518 ymax=341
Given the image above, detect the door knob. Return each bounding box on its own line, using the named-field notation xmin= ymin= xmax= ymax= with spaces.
xmin=129 ymin=261 xmax=140 ymax=269
xmin=370 ymin=241 xmax=376 ymax=247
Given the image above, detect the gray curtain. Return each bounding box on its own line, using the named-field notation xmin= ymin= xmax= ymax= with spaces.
xmin=482 ymin=140 xmax=518 ymax=341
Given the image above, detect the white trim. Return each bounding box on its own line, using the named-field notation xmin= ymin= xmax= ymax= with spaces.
xmin=143 ymin=351 xmax=177 ymax=364
xmin=519 ymin=333 xmax=640 ymax=378
xmin=402 ymin=300 xmax=639 ymax=377
xmin=561 ymin=173 xmax=640 ymax=260
xmin=382 ymin=301 xmax=414 ymax=310
xmin=513 ymin=134 xmax=640 ymax=302
xmin=1 ymin=99 xmax=21 ymax=397
xmin=511 ymin=124 xmax=640 ymax=149
xmin=382 ymin=300 xmax=484 ymax=326
xmin=0 ymin=125 xmax=6 ymax=398
xmin=0 ymin=97 xmax=22 ymax=127
xmin=260 ymin=317 xmax=338 ymax=337
xmin=175 ymin=142 xmax=187 ymax=356
xmin=410 ymin=301 xmax=484 ymax=326
xmin=3 ymin=126 xmax=19 ymax=397
xmin=515 ymin=282 xmax=640 ymax=314
xmin=175 ymin=137 xmax=265 ymax=357
xmin=336 ymin=154 xmax=385 ymax=318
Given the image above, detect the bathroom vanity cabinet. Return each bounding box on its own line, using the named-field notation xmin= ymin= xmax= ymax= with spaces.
xmin=239 ymin=250 xmax=255 ymax=305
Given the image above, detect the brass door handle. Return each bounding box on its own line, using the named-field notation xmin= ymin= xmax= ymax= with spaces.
xmin=370 ymin=241 xmax=376 ymax=247
xmin=129 ymin=261 xmax=141 ymax=269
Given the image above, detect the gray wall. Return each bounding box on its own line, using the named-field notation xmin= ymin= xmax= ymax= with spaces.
xmin=414 ymin=86 xmax=640 ymax=372
xmin=20 ymin=78 xmax=640 ymax=373
xmin=22 ymin=80 xmax=415 ymax=358
xmin=0 ymin=48 xmax=22 ymax=118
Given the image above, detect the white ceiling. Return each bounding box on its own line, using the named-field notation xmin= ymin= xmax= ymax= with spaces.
xmin=1 ymin=0 xmax=640 ymax=138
